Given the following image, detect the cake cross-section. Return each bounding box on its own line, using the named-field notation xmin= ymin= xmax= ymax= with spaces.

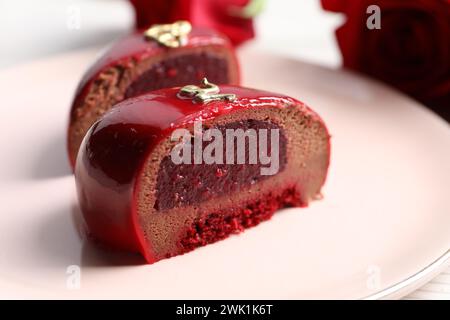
xmin=75 ymin=81 xmax=330 ymax=264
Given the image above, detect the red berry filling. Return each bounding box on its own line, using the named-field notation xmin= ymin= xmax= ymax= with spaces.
xmin=125 ymin=52 xmax=229 ymax=99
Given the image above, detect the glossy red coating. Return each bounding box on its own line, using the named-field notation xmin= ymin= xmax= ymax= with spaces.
xmin=74 ymin=85 xmax=329 ymax=263
xmin=70 ymin=27 xmax=238 ymax=120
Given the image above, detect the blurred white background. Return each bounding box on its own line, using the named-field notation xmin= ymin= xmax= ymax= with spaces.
xmin=0 ymin=0 xmax=342 ymax=69
xmin=0 ymin=0 xmax=448 ymax=300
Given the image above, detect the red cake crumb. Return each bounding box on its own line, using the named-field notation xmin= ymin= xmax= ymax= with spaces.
xmin=177 ymin=187 xmax=303 ymax=255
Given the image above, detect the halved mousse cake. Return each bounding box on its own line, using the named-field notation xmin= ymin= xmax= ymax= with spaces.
xmin=68 ymin=21 xmax=239 ymax=167
xmin=75 ymin=80 xmax=330 ymax=264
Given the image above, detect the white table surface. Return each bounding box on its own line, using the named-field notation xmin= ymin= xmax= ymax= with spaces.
xmin=1 ymin=0 xmax=449 ymax=300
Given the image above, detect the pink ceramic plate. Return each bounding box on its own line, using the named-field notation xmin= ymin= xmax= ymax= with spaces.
xmin=0 ymin=46 xmax=448 ymax=299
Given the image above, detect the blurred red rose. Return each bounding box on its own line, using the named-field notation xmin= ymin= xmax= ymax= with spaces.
xmin=322 ymin=0 xmax=450 ymax=120
xmin=129 ymin=0 xmax=258 ymax=46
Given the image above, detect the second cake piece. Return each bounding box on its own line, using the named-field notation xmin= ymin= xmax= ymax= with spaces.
xmin=68 ymin=21 xmax=239 ymax=167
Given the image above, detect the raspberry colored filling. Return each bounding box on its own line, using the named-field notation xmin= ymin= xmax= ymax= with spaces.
xmin=155 ymin=120 xmax=287 ymax=211
xmin=125 ymin=52 xmax=230 ymax=99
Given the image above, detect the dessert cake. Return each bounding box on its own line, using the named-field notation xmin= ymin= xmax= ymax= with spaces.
xmin=75 ymin=80 xmax=330 ymax=264
xmin=68 ymin=21 xmax=239 ymax=167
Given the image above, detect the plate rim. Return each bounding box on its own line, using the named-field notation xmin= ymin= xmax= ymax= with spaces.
xmin=364 ymin=250 xmax=450 ymax=300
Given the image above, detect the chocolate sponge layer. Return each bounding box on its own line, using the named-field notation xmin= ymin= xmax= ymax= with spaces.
xmin=136 ymin=106 xmax=330 ymax=260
